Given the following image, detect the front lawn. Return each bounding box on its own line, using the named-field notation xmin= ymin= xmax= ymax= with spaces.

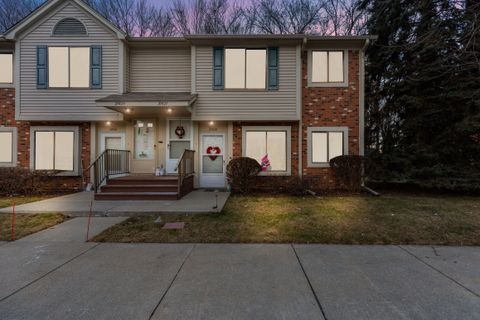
xmin=0 ymin=195 xmax=67 ymax=241
xmin=0 ymin=213 xmax=67 ymax=241
xmin=92 ymin=194 xmax=480 ymax=245
xmin=0 ymin=195 xmax=54 ymax=209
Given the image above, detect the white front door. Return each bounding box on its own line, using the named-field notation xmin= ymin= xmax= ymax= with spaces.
xmin=100 ymin=133 xmax=125 ymax=152
xmin=200 ymin=133 xmax=226 ymax=188
xmin=132 ymin=119 xmax=157 ymax=173
xmin=166 ymin=118 xmax=192 ymax=173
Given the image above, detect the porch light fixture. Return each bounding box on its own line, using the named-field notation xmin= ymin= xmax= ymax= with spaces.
xmin=106 ymin=121 xmax=111 ymax=126
xmin=137 ymin=121 xmax=144 ymax=128
xmin=209 ymin=121 xmax=215 ymax=126
xmin=147 ymin=122 xmax=154 ymax=128
xmin=167 ymin=108 xmax=172 ymax=113
xmin=125 ymin=108 xmax=132 ymax=113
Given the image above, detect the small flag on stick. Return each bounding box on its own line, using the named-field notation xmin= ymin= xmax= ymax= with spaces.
xmin=261 ymin=154 xmax=271 ymax=172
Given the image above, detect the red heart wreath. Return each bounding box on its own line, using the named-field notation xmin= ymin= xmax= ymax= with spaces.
xmin=206 ymin=146 xmax=221 ymax=160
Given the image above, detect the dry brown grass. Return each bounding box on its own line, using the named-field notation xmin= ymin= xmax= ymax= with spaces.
xmin=0 ymin=213 xmax=67 ymax=241
xmin=0 ymin=195 xmax=68 ymax=241
xmin=92 ymin=193 xmax=480 ymax=245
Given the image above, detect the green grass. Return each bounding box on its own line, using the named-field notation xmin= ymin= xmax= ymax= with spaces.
xmin=92 ymin=193 xmax=480 ymax=245
xmin=0 ymin=195 xmax=54 ymax=209
xmin=0 ymin=213 xmax=67 ymax=241
xmin=0 ymin=195 xmax=67 ymax=241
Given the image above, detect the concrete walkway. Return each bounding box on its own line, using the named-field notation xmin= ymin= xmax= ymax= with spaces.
xmin=0 ymin=190 xmax=230 ymax=216
xmin=0 ymin=218 xmax=478 ymax=320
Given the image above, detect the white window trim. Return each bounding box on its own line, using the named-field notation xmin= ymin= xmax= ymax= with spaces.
xmin=242 ymin=126 xmax=291 ymax=176
xmin=0 ymin=51 xmax=14 ymax=87
xmin=29 ymin=126 xmax=80 ymax=176
xmin=307 ymin=126 xmax=349 ymax=168
xmin=48 ymin=46 xmax=90 ymax=89
xmin=224 ymin=48 xmax=268 ymax=90
xmin=307 ymin=49 xmax=349 ymax=87
xmin=0 ymin=127 xmax=17 ymax=167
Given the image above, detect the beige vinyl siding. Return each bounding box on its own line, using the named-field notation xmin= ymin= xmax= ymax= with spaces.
xmin=18 ymin=2 xmax=120 ymax=121
xmin=194 ymin=46 xmax=299 ymax=121
xmin=129 ymin=46 xmax=191 ymax=92
xmin=124 ymin=45 xmax=130 ymax=92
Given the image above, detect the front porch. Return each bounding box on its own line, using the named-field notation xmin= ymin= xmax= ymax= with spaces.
xmin=95 ymin=174 xmax=193 ymax=201
xmin=91 ymin=92 xmax=231 ymax=200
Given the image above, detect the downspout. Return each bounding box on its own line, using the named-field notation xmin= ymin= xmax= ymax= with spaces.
xmin=360 ymin=39 xmax=369 ymax=188
xmin=298 ymin=37 xmax=308 ymax=177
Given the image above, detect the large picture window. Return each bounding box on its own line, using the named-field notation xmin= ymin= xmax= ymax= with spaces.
xmin=307 ymin=127 xmax=348 ymax=167
xmin=48 ymin=47 xmax=90 ymax=88
xmin=0 ymin=53 xmax=13 ymax=84
xmin=225 ymin=48 xmax=266 ymax=89
xmin=0 ymin=127 xmax=17 ymax=166
xmin=31 ymin=127 xmax=79 ymax=174
xmin=242 ymin=126 xmax=291 ymax=175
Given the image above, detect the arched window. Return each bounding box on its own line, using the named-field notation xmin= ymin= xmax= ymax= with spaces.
xmin=53 ymin=18 xmax=87 ymax=36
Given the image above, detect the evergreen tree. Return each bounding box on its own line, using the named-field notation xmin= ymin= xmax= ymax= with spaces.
xmin=362 ymin=0 xmax=480 ymax=191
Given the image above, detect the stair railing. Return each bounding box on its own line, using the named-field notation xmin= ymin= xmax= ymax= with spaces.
xmin=175 ymin=149 xmax=195 ymax=197
xmin=85 ymin=149 xmax=131 ymax=193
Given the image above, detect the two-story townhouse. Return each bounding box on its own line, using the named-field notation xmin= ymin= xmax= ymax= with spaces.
xmin=0 ymin=0 xmax=374 ymax=200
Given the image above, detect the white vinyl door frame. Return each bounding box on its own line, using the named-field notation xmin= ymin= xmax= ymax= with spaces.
xmin=99 ymin=132 xmax=126 ymax=152
xmin=199 ymin=132 xmax=226 ymax=188
xmin=166 ymin=118 xmax=193 ymax=173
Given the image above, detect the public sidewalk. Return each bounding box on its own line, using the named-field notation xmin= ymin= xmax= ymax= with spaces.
xmin=0 ymin=216 xmax=479 ymax=319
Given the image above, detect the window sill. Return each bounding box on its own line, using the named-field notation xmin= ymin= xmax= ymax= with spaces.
xmin=258 ymin=171 xmax=291 ymax=177
xmin=0 ymin=83 xmax=14 ymax=88
xmin=221 ymin=88 xmax=269 ymax=92
xmin=307 ymin=82 xmax=348 ymax=88
xmin=0 ymin=162 xmax=17 ymax=167
xmin=307 ymin=163 xmax=331 ymax=168
xmin=46 ymin=87 xmax=97 ymax=90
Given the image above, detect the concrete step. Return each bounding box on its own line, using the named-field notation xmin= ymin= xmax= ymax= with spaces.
xmin=101 ymin=185 xmax=178 ymax=193
xmin=94 ymin=192 xmax=179 ymax=201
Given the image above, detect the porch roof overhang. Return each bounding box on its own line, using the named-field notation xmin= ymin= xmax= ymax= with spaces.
xmin=96 ymin=92 xmax=197 ymax=115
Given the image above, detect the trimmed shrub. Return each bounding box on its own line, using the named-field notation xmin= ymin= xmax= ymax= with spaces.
xmin=330 ymin=155 xmax=365 ymax=192
xmin=226 ymin=157 xmax=262 ymax=194
xmin=0 ymin=167 xmax=57 ymax=196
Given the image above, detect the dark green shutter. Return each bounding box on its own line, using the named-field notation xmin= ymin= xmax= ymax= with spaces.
xmin=267 ymin=47 xmax=279 ymax=90
xmin=37 ymin=46 xmax=48 ymax=89
xmin=90 ymin=46 xmax=102 ymax=89
xmin=213 ymin=47 xmax=224 ymax=90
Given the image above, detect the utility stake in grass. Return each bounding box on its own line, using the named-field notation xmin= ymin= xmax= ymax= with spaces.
xmin=85 ymin=200 xmax=93 ymax=242
xmin=11 ymin=202 xmax=15 ymax=241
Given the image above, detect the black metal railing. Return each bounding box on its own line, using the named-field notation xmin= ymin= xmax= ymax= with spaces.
xmin=85 ymin=149 xmax=131 ymax=192
xmin=175 ymin=149 xmax=195 ymax=196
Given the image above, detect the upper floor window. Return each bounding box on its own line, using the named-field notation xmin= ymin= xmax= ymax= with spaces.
xmin=53 ymin=18 xmax=87 ymax=36
xmin=0 ymin=53 xmax=13 ymax=84
xmin=309 ymin=50 xmax=347 ymax=87
xmin=48 ymin=47 xmax=90 ymax=88
xmin=225 ymin=48 xmax=267 ymax=89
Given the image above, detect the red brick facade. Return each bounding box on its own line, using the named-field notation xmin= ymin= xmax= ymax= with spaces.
xmin=0 ymin=88 xmax=90 ymax=192
xmin=301 ymin=50 xmax=361 ymax=190
xmin=230 ymin=50 xmax=361 ymax=191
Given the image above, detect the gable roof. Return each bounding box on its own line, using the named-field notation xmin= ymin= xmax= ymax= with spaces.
xmin=2 ymin=0 xmax=125 ymax=40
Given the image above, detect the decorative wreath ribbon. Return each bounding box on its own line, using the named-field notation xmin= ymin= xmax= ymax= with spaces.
xmin=175 ymin=126 xmax=185 ymax=139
